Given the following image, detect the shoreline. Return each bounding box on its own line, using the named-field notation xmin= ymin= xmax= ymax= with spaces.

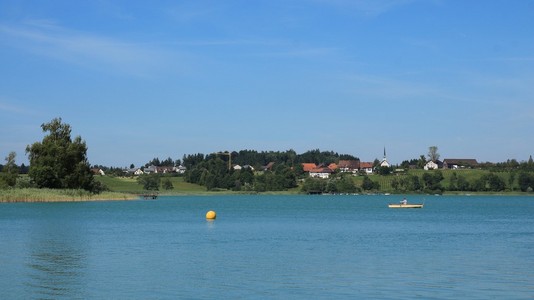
xmin=1 ymin=189 xmax=532 ymax=203
xmin=0 ymin=188 xmax=139 ymax=203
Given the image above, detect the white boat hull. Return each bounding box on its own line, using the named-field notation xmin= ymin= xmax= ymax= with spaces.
xmin=388 ymin=204 xmax=424 ymax=208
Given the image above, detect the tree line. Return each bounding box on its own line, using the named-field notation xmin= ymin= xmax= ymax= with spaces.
xmin=2 ymin=118 xmax=534 ymax=194
xmin=385 ymin=170 xmax=534 ymax=194
xmin=182 ymin=150 xmax=358 ymax=192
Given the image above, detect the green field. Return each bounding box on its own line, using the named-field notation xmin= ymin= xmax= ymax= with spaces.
xmin=1 ymin=169 xmax=530 ymax=202
xmin=95 ymin=169 xmax=528 ymax=195
xmin=352 ymin=169 xmax=522 ymax=194
xmin=95 ymin=175 xmax=304 ymax=195
xmin=95 ymin=175 xmax=212 ymax=194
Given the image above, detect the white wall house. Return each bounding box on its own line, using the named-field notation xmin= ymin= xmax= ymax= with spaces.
xmin=309 ymin=167 xmax=334 ymax=179
xmin=360 ymin=162 xmax=374 ymax=174
xmin=174 ymin=165 xmax=187 ymax=174
xmin=424 ymin=161 xmax=439 ymax=170
xmin=125 ymin=168 xmax=144 ymax=176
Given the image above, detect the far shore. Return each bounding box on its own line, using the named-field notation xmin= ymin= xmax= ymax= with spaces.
xmin=1 ymin=188 xmax=532 ymax=203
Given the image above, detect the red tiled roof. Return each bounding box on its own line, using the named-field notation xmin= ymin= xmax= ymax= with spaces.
xmin=338 ymin=160 xmax=360 ymax=169
xmin=302 ymin=163 xmax=317 ymax=172
xmin=310 ymin=167 xmax=334 ymax=173
xmin=360 ymin=162 xmax=373 ymax=168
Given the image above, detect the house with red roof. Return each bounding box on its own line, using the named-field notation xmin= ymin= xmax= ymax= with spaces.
xmin=302 ymin=163 xmax=317 ymax=172
xmin=360 ymin=162 xmax=374 ymax=174
xmin=309 ymin=167 xmax=334 ymax=179
xmin=338 ymin=160 xmax=360 ymax=174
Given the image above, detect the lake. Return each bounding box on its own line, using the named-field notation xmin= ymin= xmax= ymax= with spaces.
xmin=1 ymin=195 xmax=533 ymax=299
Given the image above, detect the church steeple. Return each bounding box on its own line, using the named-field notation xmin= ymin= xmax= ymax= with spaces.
xmin=379 ymin=147 xmax=390 ymax=168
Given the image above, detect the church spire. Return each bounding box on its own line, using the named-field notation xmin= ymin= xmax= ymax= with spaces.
xmin=380 ymin=147 xmax=390 ymax=168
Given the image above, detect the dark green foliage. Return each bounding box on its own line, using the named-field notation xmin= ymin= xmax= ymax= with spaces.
xmin=182 ymin=153 xmax=206 ymax=169
xmin=448 ymin=172 xmax=470 ymax=191
xmin=247 ymin=165 xmax=297 ymax=192
xmin=137 ymin=174 xmax=161 ymax=191
xmin=361 ymin=176 xmax=380 ymax=191
xmin=0 ymin=151 xmax=19 ymax=188
xmin=472 ymin=173 xmax=506 ymax=192
xmin=518 ymin=172 xmax=534 ymax=192
xmin=297 ymin=149 xmax=357 ymax=165
xmin=162 ymin=178 xmax=174 ymax=190
xmin=25 ymin=118 xmax=96 ymax=192
xmin=334 ymin=175 xmax=360 ymax=193
xmin=145 ymin=157 xmax=175 ymax=167
xmin=184 ymin=155 xmax=298 ymax=192
xmin=376 ymin=166 xmax=392 ymax=176
xmin=301 ymin=178 xmax=327 ymax=194
xmin=391 ymin=175 xmax=422 ymax=192
xmin=422 ymin=171 xmax=444 ymax=194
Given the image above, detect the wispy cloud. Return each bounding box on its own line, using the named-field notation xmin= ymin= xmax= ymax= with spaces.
xmin=0 ymin=21 xmax=179 ymax=77
xmin=312 ymin=0 xmax=419 ymax=17
xmin=254 ymin=46 xmax=342 ymax=59
xmin=166 ymin=3 xmax=219 ymax=23
xmin=169 ymin=36 xmax=342 ymax=61
xmin=171 ymin=37 xmax=283 ymax=48
xmin=344 ymin=73 xmax=440 ymax=100
xmin=0 ymin=97 xmax=39 ymax=116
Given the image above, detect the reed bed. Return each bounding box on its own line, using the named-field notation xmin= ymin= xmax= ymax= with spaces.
xmin=0 ymin=188 xmax=138 ymax=202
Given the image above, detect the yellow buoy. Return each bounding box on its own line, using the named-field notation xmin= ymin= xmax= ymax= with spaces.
xmin=206 ymin=210 xmax=217 ymax=220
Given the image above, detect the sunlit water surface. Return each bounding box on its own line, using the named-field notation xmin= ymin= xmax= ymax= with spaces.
xmin=1 ymin=195 xmax=533 ymax=299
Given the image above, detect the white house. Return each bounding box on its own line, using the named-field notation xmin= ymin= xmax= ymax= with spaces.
xmin=91 ymin=168 xmax=105 ymax=176
xmin=144 ymin=165 xmax=157 ymax=174
xmin=424 ymin=161 xmax=439 ymax=170
xmin=309 ymin=167 xmax=334 ymax=179
xmin=125 ymin=168 xmax=144 ymax=176
xmin=174 ymin=165 xmax=187 ymax=174
xmin=360 ymin=162 xmax=374 ymax=174
xmin=338 ymin=160 xmax=360 ymax=174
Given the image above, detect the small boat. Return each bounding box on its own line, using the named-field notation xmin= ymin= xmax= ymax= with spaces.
xmin=388 ymin=203 xmax=424 ymax=208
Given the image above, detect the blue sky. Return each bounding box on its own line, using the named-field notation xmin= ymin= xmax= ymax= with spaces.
xmin=1 ymin=0 xmax=533 ymax=167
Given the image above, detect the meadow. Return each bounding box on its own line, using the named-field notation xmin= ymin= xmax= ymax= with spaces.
xmin=96 ymin=169 xmax=523 ymax=195
xmin=354 ymin=169 xmax=520 ymax=193
xmin=95 ymin=175 xmax=212 ymax=195
xmin=0 ymin=188 xmax=137 ymax=202
xmin=1 ymin=169 xmax=527 ymax=203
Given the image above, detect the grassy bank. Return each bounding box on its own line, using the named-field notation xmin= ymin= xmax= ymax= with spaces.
xmin=95 ymin=175 xmax=206 ymax=194
xmin=0 ymin=188 xmax=138 ymax=203
xmin=96 ymin=170 xmax=532 ymax=196
xmin=94 ymin=175 xmax=304 ymax=195
xmin=353 ymin=169 xmax=525 ymax=193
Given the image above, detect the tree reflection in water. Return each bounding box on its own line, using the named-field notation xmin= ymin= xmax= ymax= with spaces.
xmin=25 ymin=228 xmax=88 ymax=298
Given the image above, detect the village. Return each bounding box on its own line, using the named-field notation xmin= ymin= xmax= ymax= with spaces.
xmin=103 ymin=148 xmax=479 ymax=180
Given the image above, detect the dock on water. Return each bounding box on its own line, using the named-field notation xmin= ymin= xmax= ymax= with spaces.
xmin=141 ymin=193 xmax=158 ymax=200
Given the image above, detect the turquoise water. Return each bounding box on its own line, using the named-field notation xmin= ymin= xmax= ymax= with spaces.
xmin=1 ymin=195 xmax=533 ymax=299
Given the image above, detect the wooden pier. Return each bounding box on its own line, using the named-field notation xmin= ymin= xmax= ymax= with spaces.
xmin=141 ymin=193 xmax=158 ymax=200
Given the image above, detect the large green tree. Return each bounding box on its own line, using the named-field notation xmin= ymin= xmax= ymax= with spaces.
xmin=26 ymin=118 xmax=95 ymax=191
xmin=137 ymin=174 xmax=161 ymax=191
xmin=0 ymin=151 xmax=19 ymax=188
